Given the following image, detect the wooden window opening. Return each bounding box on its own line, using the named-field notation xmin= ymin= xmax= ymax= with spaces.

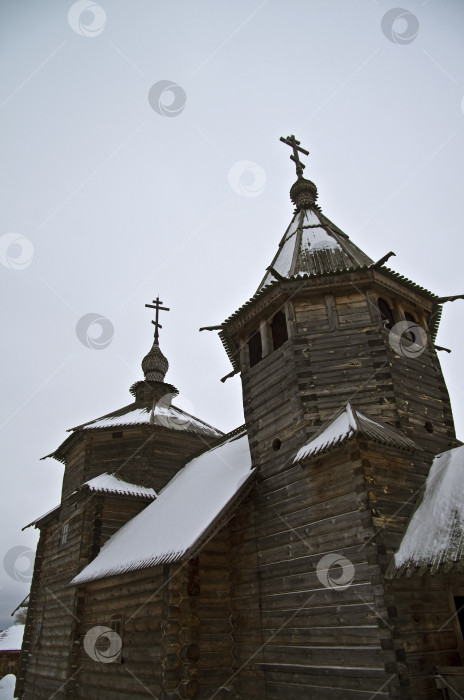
xmin=60 ymin=521 xmax=69 ymax=545
xmin=271 ymin=311 xmax=288 ymax=351
xmin=377 ymin=298 xmax=395 ymax=330
xmin=247 ymin=330 xmax=262 ymax=368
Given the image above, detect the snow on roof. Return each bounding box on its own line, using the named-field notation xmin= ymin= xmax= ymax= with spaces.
xmin=258 ymin=207 xmax=373 ymax=290
xmin=393 ymin=445 xmax=464 ymax=576
xmin=77 ymin=403 xmax=221 ymax=437
xmin=0 ymin=674 xmax=17 ymax=700
xmin=71 ymin=432 xmax=254 ymax=584
xmin=24 ymin=474 xmax=156 ymax=530
xmin=0 ymin=625 xmax=24 ymax=652
xmin=295 ymin=405 xmax=357 ymax=461
xmin=294 ymin=404 xmax=417 ymax=462
xmin=83 ymin=473 xmax=157 ymax=499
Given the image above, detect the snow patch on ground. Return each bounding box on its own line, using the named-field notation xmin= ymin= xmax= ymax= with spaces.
xmin=0 ymin=675 xmax=17 ymax=700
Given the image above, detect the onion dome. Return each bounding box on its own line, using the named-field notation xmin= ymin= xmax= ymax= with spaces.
xmin=290 ymin=177 xmax=318 ymax=211
xmin=142 ymin=342 xmax=169 ymax=382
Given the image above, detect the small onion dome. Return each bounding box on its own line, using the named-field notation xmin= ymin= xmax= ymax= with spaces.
xmin=290 ymin=177 xmax=318 ymax=211
xmin=142 ymin=342 xmax=169 ymax=382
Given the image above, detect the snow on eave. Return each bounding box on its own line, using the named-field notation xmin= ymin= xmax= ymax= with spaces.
xmin=83 ymin=473 xmax=157 ymax=499
xmin=293 ymin=404 xmax=417 ymax=463
xmin=294 ymin=404 xmax=358 ymax=462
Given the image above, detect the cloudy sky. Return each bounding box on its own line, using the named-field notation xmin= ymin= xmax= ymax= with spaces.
xmin=0 ymin=0 xmax=463 ymax=627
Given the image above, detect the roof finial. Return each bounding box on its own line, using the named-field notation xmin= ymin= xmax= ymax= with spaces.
xmin=280 ymin=134 xmax=309 ymax=180
xmin=141 ymin=296 xmax=170 ymax=382
xmin=280 ymin=134 xmax=318 ymax=211
xmin=145 ymin=296 xmax=170 ymax=345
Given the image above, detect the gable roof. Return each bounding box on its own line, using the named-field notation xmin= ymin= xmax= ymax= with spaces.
xmin=71 ymin=429 xmax=254 ymax=584
xmin=389 ymin=444 xmax=464 ymax=578
xmin=293 ymin=403 xmax=417 ymax=462
xmin=257 ymin=208 xmax=373 ymax=291
xmin=0 ymin=625 xmax=24 ymax=652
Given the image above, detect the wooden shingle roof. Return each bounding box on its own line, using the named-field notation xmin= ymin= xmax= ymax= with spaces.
xmin=293 ymin=403 xmax=417 ymax=463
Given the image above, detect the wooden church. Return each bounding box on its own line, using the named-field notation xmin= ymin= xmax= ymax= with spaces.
xmin=17 ymin=136 xmax=464 ymax=699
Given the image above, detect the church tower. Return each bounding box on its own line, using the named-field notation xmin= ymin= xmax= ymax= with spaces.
xmin=216 ymin=136 xmax=461 ymax=699
xmin=220 ymin=135 xmax=455 ymax=475
xmin=16 ymin=301 xmax=222 ymax=700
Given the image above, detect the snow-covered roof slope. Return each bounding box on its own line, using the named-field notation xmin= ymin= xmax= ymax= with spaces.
xmin=0 ymin=625 xmax=24 ymax=651
xmin=294 ymin=404 xmax=417 ymax=462
xmin=83 ymin=473 xmax=157 ymax=499
xmin=258 ymin=208 xmax=373 ymax=291
xmin=24 ymin=474 xmax=156 ymax=530
xmin=71 ymin=431 xmax=254 ymax=584
xmin=392 ymin=445 xmax=464 ymax=577
xmin=74 ymin=403 xmax=221 ymax=437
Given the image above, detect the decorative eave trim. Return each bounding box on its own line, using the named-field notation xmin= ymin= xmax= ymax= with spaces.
xmin=219 ymin=266 xmax=440 ymax=370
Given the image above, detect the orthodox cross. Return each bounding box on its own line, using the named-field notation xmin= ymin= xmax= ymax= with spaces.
xmin=280 ymin=134 xmax=309 ymax=179
xmin=145 ymin=296 xmax=170 ymax=345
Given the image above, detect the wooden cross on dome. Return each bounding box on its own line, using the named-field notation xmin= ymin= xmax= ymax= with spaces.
xmin=280 ymin=134 xmax=309 ymax=179
xmin=145 ymin=296 xmax=170 ymax=345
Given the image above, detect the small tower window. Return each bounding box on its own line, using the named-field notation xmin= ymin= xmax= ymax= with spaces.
xmin=271 ymin=311 xmax=288 ymax=351
xmin=378 ymin=298 xmax=395 ymax=330
xmin=248 ymin=330 xmax=262 ymax=368
xmin=60 ymin=521 xmax=69 ymax=545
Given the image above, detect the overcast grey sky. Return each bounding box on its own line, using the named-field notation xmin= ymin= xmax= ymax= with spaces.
xmin=1 ymin=0 xmax=463 ymax=628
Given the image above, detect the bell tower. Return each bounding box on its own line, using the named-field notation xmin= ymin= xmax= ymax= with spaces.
xmin=219 ymin=136 xmax=456 ymax=478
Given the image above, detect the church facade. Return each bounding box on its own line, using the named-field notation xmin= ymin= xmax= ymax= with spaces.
xmin=17 ymin=137 xmax=464 ymax=699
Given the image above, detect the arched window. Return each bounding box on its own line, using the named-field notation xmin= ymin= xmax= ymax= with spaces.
xmin=247 ymin=330 xmax=262 ymax=368
xmin=377 ymin=298 xmax=395 ymax=330
xmin=271 ymin=311 xmax=288 ymax=350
